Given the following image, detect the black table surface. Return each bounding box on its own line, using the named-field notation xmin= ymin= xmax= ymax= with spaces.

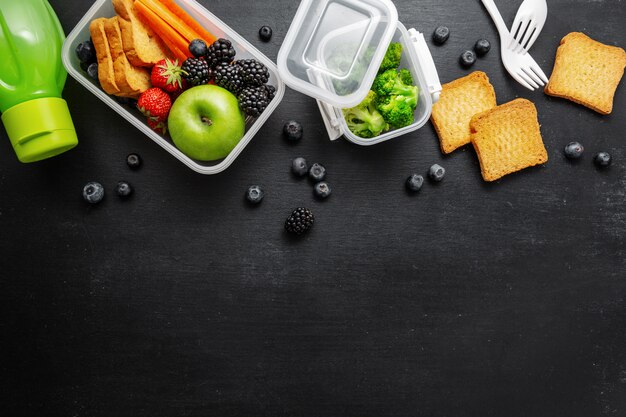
xmin=1 ymin=0 xmax=625 ymax=416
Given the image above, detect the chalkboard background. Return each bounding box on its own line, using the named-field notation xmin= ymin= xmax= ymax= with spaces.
xmin=1 ymin=0 xmax=625 ymax=416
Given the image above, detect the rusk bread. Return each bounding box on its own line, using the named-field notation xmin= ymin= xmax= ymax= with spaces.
xmin=544 ymin=32 xmax=626 ymax=115
xmin=470 ymin=99 xmax=548 ymax=182
xmin=430 ymin=71 xmax=497 ymax=154
xmin=103 ymin=16 xmax=151 ymax=98
xmin=112 ymin=0 xmax=171 ymax=67
xmin=89 ymin=18 xmax=120 ymax=95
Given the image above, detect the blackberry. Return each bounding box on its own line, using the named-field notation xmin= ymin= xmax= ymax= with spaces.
xmin=238 ymin=86 xmax=269 ymax=117
xmin=181 ymin=57 xmax=211 ymax=86
xmin=236 ymin=59 xmax=270 ymax=86
xmin=265 ymin=85 xmax=276 ymax=101
xmin=214 ymin=64 xmax=245 ymax=94
xmin=284 ymin=207 xmax=315 ymax=235
xmin=206 ymin=38 xmax=236 ymax=67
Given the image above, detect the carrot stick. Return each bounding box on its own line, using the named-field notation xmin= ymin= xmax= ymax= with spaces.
xmin=136 ymin=0 xmax=201 ymax=44
xmin=134 ymin=0 xmax=189 ymax=62
xmin=158 ymin=0 xmax=217 ymax=44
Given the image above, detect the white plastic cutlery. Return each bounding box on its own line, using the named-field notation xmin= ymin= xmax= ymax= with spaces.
xmin=509 ymin=0 xmax=547 ymax=52
xmin=481 ymin=0 xmax=549 ymax=91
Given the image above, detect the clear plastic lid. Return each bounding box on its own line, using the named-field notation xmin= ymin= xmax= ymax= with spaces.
xmin=277 ymin=0 xmax=398 ymax=108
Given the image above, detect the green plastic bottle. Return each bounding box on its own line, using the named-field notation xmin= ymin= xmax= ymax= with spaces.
xmin=0 ymin=0 xmax=78 ymax=163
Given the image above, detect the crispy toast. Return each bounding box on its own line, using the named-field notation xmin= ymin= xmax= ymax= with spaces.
xmin=89 ymin=18 xmax=121 ymax=95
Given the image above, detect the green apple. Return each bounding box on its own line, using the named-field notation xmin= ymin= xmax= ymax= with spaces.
xmin=168 ymin=85 xmax=246 ymax=161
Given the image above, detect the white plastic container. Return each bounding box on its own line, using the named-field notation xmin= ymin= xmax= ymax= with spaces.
xmin=277 ymin=0 xmax=441 ymax=145
xmin=62 ymin=0 xmax=284 ymax=174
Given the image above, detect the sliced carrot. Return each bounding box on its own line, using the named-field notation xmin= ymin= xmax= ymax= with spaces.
xmin=135 ymin=0 xmax=189 ymax=62
xmin=136 ymin=0 xmax=201 ymax=44
xmin=158 ymin=0 xmax=217 ymax=44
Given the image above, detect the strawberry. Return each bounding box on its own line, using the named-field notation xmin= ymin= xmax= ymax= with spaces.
xmin=147 ymin=117 xmax=167 ymax=135
xmin=137 ymin=87 xmax=172 ymax=123
xmin=151 ymin=58 xmax=187 ymax=94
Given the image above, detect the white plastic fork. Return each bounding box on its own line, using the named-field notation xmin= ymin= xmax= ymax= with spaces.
xmin=481 ymin=0 xmax=549 ymax=91
xmin=509 ymin=0 xmax=548 ymax=53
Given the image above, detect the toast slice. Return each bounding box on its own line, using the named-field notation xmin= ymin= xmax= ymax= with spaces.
xmin=112 ymin=0 xmax=171 ymax=67
xmin=89 ymin=18 xmax=121 ymax=95
xmin=470 ymin=99 xmax=548 ymax=182
xmin=545 ymin=32 xmax=626 ymax=115
xmin=103 ymin=16 xmax=151 ymax=98
xmin=430 ymin=71 xmax=497 ymax=154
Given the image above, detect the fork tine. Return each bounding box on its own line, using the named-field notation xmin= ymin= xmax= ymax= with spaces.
xmin=517 ymin=69 xmax=539 ymax=89
xmin=521 ymin=66 xmax=543 ymax=86
xmin=532 ymin=63 xmax=549 ymax=84
xmin=510 ymin=70 xmax=535 ymax=91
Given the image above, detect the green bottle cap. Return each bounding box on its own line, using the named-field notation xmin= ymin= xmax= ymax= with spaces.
xmin=1 ymin=97 xmax=78 ymax=163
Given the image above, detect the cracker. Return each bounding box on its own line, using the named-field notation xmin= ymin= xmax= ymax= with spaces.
xmin=430 ymin=71 xmax=497 ymax=154
xmin=545 ymin=32 xmax=626 ymax=115
xmin=470 ymin=99 xmax=548 ymax=182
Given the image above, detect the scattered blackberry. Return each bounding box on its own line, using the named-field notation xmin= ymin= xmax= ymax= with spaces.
xmin=238 ymin=86 xmax=269 ymax=117
xmin=265 ymin=85 xmax=276 ymax=101
xmin=284 ymin=207 xmax=315 ymax=235
xmin=188 ymin=39 xmax=208 ymax=58
xmin=214 ymin=64 xmax=245 ymax=94
xmin=181 ymin=57 xmax=211 ymax=86
xmin=206 ymin=38 xmax=236 ymax=67
xmin=236 ymin=59 xmax=270 ymax=86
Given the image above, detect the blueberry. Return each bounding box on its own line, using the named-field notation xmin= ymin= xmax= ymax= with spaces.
xmin=116 ymin=181 xmax=133 ymax=197
xmin=432 ymin=26 xmax=450 ymax=45
xmin=76 ymin=40 xmax=96 ymax=64
xmin=292 ymin=157 xmax=308 ymax=177
xmin=82 ymin=181 xmax=104 ymax=204
xmin=459 ymin=50 xmax=477 ymax=68
xmin=406 ymin=174 xmax=424 ymax=192
xmin=594 ymin=151 xmax=612 ymax=168
xmin=564 ymin=142 xmax=584 ymax=159
xmin=309 ymin=163 xmax=326 ymax=182
xmin=87 ymin=62 xmax=99 ymax=81
xmin=314 ymin=182 xmax=331 ymax=199
xmin=246 ymin=185 xmax=265 ymax=204
xmin=126 ymin=153 xmax=142 ymax=170
xmin=188 ymin=39 xmax=208 ymax=58
xmin=429 ymin=164 xmax=446 ymax=182
xmin=283 ymin=120 xmax=303 ymax=141
xmin=259 ymin=26 xmax=273 ymax=42
xmin=80 ymin=61 xmax=90 ymax=72
xmin=474 ymin=39 xmax=491 ymax=57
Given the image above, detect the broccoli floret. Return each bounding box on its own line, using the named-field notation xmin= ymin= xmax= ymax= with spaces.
xmin=379 ymin=42 xmax=403 ymax=72
xmin=372 ymin=69 xmax=419 ymax=109
xmin=376 ymin=95 xmax=416 ymax=129
xmin=342 ymin=91 xmax=389 ymax=138
xmin=399 ymin=68 xmax=413 ymax=85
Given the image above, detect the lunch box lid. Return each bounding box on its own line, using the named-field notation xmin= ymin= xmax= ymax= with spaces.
xmin=277 ymin=0 xmax=399 ymax=108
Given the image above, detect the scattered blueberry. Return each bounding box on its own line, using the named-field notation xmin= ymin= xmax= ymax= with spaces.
xmin=246 ymin=185 xmax=265 ymax=204
xmin=433 ymin=26 xmax=450 ymax=45
xmin=82 ymin=181 xmax=104 ymax=204
xmin=188 ymin=39 xmax=208 ymax=58
xmin=594 ymin=151 xmax=612 ymax=168
xmin=87 ymin=62 xmax=99 ymax=81
xmin=283 ymin=120 xmax=303 ymax=141
xmin=76 ymin=40 xmax=96 ymax=64
xmin=309 ymin=163 xmax=326 ymax=182
xmin=474 ymin=39 xmax=491 ymax=57
xmin=126 ymin=153 xmax=142 ymax=170
xmin=564 ymin=142 xmax=584 ymax=159
xmin=259 ymin=26 xmax=273 ymax=42
xmin=429 ymin=164 xmax=446 ymax=182
xmin=116 ymin=181 xmax=133 ymax=198
xmin=406 ymin=174 xmax=424 ymax=192
xmin=292 ymin=157 xmax=308 ymax=177
xmin=460 ymin=50 xmax=477 ymax=68
xmin=314 ymin=182 xmax=331 ymax=199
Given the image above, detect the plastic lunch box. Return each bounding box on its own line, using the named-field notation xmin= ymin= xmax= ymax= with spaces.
xmin=62 ymin=0 xmax=440 ymax=174
xmin=62 ymin=0 xmax=285 ymax=175
xmin=277 ymin=0 xmax=442 ymax=145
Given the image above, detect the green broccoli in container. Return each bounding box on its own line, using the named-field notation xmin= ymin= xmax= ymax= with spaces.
xmin=342 ymin=91 xmax=389 ymax=138
xmin=378 ymin=42 xmax=403 ymax=73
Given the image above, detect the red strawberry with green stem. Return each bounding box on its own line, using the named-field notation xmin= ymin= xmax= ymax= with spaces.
xmin=151 ymin=58 xmax=188 ymax=95
xmin=137 ymin=87 xmax=172 ymax=134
